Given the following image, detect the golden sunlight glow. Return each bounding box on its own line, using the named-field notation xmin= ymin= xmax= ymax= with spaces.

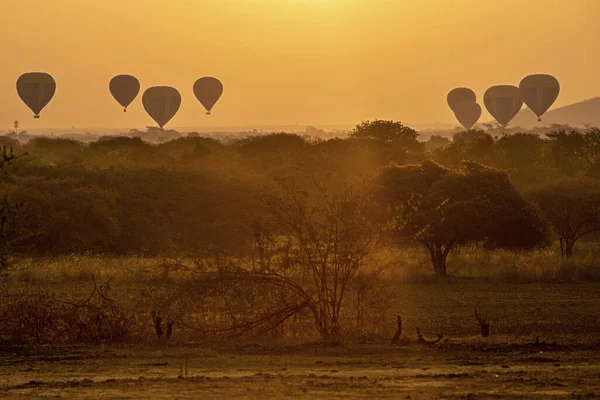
xmin=1 ymin=0 xmax=599 ymax=129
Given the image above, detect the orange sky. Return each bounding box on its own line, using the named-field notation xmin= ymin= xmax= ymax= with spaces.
xmin=1 ymin=0 xmax=599 ymax=130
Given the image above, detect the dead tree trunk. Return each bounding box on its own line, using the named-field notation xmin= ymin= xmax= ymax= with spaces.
xmin=165 ymin=320 xmax=174 ymax=340
xmin=152 ymin=311 xmax=163 ymax=340
xmin=391 ymin=315 xmax=402 ymax=344
xmin=152 ymin=311 xmax=174 ymax=341
xmin=474 ymin=308 xmax=490 ymax=338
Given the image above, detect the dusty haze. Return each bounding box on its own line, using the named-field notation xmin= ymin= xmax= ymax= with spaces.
xmin=2 ymin=0 xmax=599 ymax=130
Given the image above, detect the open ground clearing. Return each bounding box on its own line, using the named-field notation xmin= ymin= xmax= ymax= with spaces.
xmin=1 ymin=282 xmax=599 ymax=399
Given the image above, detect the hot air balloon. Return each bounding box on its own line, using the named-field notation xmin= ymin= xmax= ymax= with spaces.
xmin=454 ymin=101 xmax=482 ymax=130
xmin=16 ymin=72 xmax=56 ymax=118
xmin=110 ymin=75 xmax=140 ymax=112
xmin=447 ymin=88 xmax=476 ymax=112
xmin=193 ymin=77 xmax=223 ymax=114
xmin=142 ymin=86 xmax=181 ymax=129
xmin=483 ymin=85 xmax=523 ymax=127
xmin=519 ymin=74 xmax=560 ymax=122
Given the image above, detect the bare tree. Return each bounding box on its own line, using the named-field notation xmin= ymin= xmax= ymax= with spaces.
xmin=259 ymin=180 xmax=381 ymax=342
xmin=176 ymin=179 xmax=382 ymax=344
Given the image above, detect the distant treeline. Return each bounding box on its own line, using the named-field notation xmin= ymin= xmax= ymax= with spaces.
xmin=0 ymin=120 xmax=599 ymax=260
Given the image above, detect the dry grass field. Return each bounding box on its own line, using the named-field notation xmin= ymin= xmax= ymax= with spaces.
xmin=1 ymin=255 xmax=599 ymax=398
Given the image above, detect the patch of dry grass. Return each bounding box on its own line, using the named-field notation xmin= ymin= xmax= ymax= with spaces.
xmin=1 ymin=249 xmax=600 ymax=347
xmin=367 ymin=243 xmax=600 ymax=284
xmin=449 ymin=244 xmax=600 ymax=283
xmin=5 ymin=255 xmax=159 ymax=284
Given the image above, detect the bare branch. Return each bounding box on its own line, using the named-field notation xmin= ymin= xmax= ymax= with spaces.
xmin=417 ymin=327 xmax=443 ymax=345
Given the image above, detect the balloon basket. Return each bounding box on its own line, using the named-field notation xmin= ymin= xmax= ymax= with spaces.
xmin=123 ymin=108 xmax=127 ymax=113
xmin=34 ymin=115 xmax=40 ymax=119
xmin=206 ymin=112 xmax=211 ymax=115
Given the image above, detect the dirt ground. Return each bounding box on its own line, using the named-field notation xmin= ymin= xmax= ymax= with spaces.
xmin=1 ymin=282 xmax=600 ymax=399
xmin=1 ymin=341 xmax=600 ymax=399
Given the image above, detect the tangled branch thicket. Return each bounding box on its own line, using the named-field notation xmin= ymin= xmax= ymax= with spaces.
xmin=0 ymin=276 xmax=146 ymax=344
xmin=157 ymin=180 xmax=384 ymax=343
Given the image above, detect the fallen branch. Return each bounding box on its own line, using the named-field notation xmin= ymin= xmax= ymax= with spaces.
xmin=179 ymin=301 xmax=313 ymax=338
xmin=417 ymin=327 xmax=443 ymax=345
xmin=528 ymin=336 xmax=557 ymax=346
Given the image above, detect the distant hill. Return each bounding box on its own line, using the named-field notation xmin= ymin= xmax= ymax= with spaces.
xmin=511 ymin=97 xmax=600 ymax=129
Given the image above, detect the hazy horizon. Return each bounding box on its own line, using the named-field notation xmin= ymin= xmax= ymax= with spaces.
xmin=3 ymin=0 xmax=600 ymax=130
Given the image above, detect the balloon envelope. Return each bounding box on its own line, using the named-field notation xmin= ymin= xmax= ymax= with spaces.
xmin=110 ymin=75 xmax=140 ymax=112
xmin=483 ymin=85 xmax=523 ymax=127
xmin=16 ymin=72 xmax=56 ymax=118
xmin=193 ymin=77 xmax=223 ymax=114
xmin=142 ymin=86 xmax=181 ymax=129
xmin=454 ymin=101 xmax=482 ymax=130
xmin=447 ymin=88 xmax=476 ymax=112
xmin=519 ymin=74 xmax=560 ymax=121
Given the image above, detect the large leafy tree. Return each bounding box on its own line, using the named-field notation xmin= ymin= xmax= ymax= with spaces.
xmin=379 ymin=160 xmax=550 ymax=276
xmin=529 ymin=179 xmax=600 ymax=259
xmin=546 ymin=128 xmax=600 ymax=177
xmin=495 ymin=133 xmax=548 ymax=170
xmin=350 ymin=120 xmax=423 ymax=154
xmin=439 ymin=130 xmax=496 ymax=167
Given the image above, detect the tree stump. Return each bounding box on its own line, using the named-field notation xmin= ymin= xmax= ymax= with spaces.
xmin=474 ymin=308 xmax=490 ymax=338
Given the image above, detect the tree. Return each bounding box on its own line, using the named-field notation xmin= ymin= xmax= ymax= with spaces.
xmin=529 ymin=179 xmax=600 ymax=259
xmin=350 ymin=120 xmax=423 ymax=153
xmin=379 ymin=160 xmax=550 ymax=276
xmin=495 ymin=133 xmax=548 ymax=170
xmin=23 ymin=137 xmax=85 ymax=166
xmin=9 ymin=181 xmax=120 ymax=254
xmin=439 ymin=130 xmax=495 ymax=167
xmin=546 ymin=129 xmax=588 ymax=176
xmin=425 ymin=134 xmax=451 ymax=152
xmin=183 ymin=179 xmax=382 ymax=343
xmin=579 ymin=128 xmax=600 ymax=178
xmin=258 ymin=180 xmax=381 ymax=341
xmin=544 ymin=128 xmax=600 ymax=178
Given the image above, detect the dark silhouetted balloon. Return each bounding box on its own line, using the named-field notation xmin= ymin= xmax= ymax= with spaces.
xmin=142 ymin=86 xmax=181 ymax=129
xmin=483 ymin=85 xmax=523 ymax=127
xmin=454 ymin=101 xmax=482 ymax=130
xmin=110 ymin=75 xmax=140 ymax=112
xmin=193 ymin=77 xmax=223 ymax=114
xmin=447 ymin=88 xmax=476 ymax=112
xmin=16 ymin=72 xmax=56 ymax=118
xmin=519 ymin=74 xmax=560 ymax=122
